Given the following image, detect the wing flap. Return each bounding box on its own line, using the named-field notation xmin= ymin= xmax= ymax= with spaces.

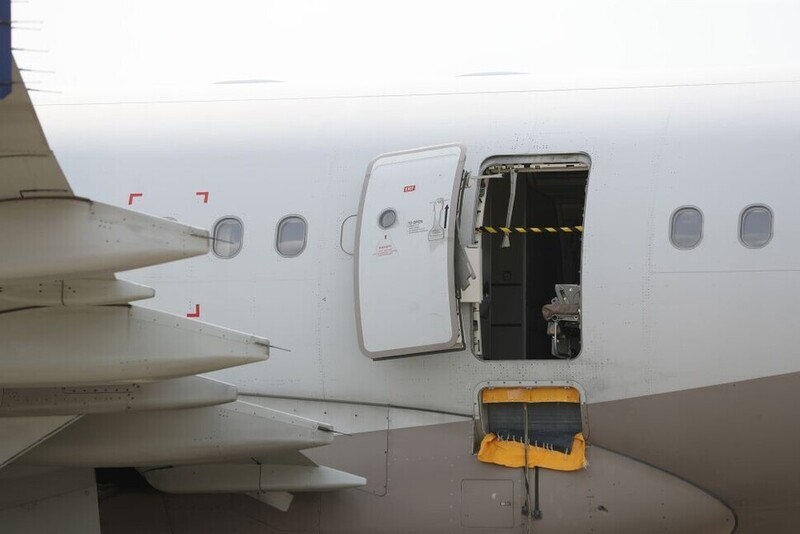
xmin=21 ymin=401 xmax=331 ymax=467
xmin=142 ymin=462 xmax=366 ymax=494
xmin=0 ymin=279 xmax=154 ymax=312
xmin=0 ymin=415 xmax=79 ymax=469
xmin=0 ymin=198 xmax=209 ymax=283
xmin=0 ymin=57 xmax=285 ymax=485
xmin=0 ymin=306 xmax=269 ymax=388
xmin=0 ymin=466 xmax=100 ymax=533
xmin=0 ymin=377 xmax=238 ymax=416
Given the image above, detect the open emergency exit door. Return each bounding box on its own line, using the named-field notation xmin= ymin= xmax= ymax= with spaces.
xmin=355 ymin=144 xmax=467 ymax=359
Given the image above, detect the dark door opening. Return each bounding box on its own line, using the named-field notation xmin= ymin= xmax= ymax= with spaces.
xmin=478 ymin=157 xmax=588 ymax=360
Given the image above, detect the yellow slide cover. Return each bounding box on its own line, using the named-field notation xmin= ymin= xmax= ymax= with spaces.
xmin=481 ymin=386 xmax=581 ymax=404
xmin=478 ymin=432 xmax=587 ymax=471
xmin=478 ymin=387 xmax=585 ymax=470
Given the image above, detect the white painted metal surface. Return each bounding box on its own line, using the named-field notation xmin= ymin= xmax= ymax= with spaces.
xmin=4 ymin=43 xmax=800 ymax=530
xmin=240 ymin=396 xmax=470 ymax=435
xmin=0 ymin=279 xmax=154 ymax=312
xmin=0 ymin=467 xmax=100 ymax=534
xmin=0 ymin=377 xmax=238 ymax=416
xmin=84 ymin=77 xmax=796 ymax=413
xmin=24 ymin=401 xmax=334 ymax=466
xmin=0 ymin=198 xmax=209 ymax=282
xmin=0 ymin=416 xmax=78 ymax=468
xmin=248 ymin=491 xmax=293 ymax=512
xmin=355 ymin=144 xmax=465 ymax=358
xmin=144 ymin=463 xmax=366 ymax=493
xmin=0 ymin=63 xmax=71 ymax=200
xmin=459 ymin=247 xmax=482 ymax=303
xmin=0 ymin=306 xmax=269 ymax=387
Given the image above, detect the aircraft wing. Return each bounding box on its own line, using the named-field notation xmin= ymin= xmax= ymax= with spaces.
xmin=0 ymin=59 xmax=268 ymax=399
xmin=0 ymin=61 xmax=362 ymax=531
xmin=0 ymin=61 xmax=71 ymax=200
xmin=142 ymin=449 xmax=366 ymax=513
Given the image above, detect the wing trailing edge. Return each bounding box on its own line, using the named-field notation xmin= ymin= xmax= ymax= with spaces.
xmin=0 ymin=57 xmax=281 ymax=477
xmin=140 ymin=451 xmax=367 ymax=512
xmin=0 ymin=415 xmax=79 ymax=469
xmin=0 ymin=306 xmax=269 ymax=388
xmin=143 ymin=462 xmax=366 ymax=494
xmin=20 ymin=402 xmax=334 ymax=467
xmin=0 ymin=198 xmax=209 ymax=283
xmin=0 ymin=54 xmax=358 ymax=523
xmin=0 ymin=376 xmax=239 ymax=416
xmin=0 ymin=467 xmax=100 ymax=534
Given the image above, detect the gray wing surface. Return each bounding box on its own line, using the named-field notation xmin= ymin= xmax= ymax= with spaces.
xmin=0 ymin=61 xmax=71 ymax=199
xmin=0 ymin=59 xmax=359 ymax=533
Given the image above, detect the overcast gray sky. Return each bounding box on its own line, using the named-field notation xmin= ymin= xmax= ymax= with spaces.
xmin=12 ymin=0 xmax=800 ymax=90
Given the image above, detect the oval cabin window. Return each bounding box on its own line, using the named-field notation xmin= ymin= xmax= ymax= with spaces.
xmin=670 ymin=207 xmax=703 ymax=249
xmin=212 ymin=217 xmax=243 ymax=258
xmin=276 ymin=215 xmax=307 ymax=257
xmin=740 ymin=205 xmax=773 ymax=248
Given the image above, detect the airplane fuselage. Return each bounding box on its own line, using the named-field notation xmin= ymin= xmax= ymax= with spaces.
xmin=29 ymin=74 xmax=800 ymax=533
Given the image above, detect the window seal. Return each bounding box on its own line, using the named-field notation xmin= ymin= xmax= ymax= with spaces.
xmin=739 ymin=204 xmax=773 ymax=249
xmin=211 ymin=216 xmax=244 ymax=259
xmin=669 ymin=205 xmax=703 ymax=250
xmin=275 ymin=214 xmax=308 ymax=258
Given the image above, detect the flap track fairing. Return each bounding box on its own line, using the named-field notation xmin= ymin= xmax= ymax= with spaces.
xmin=0 ymin=306 xmax=269 ymax=388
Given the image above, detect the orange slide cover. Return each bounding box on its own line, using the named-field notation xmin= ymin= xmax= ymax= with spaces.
xmin=477 ymin=387 xmax=587 ymax=471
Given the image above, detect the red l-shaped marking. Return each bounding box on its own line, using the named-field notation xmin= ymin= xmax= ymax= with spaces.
xmin=186 ymin=304 xmax=200 ymax=318
xmin=196 ymin=191 xmax=209 ymax=203
xmin=128 ymin=192 xmax=143 ymax=205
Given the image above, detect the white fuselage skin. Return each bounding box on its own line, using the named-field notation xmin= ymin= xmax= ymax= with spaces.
xmin=30 ymin=74 xmax=800 ymax=531
xmin=37 ymin=76 xmax=800 ymax=412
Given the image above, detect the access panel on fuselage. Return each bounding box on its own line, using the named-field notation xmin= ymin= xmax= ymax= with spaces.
xmin=355 ymin=144 xmax=465 ymax=359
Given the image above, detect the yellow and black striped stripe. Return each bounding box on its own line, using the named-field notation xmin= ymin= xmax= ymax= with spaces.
xmin=477 ymin=226 xmax=584 ymax=234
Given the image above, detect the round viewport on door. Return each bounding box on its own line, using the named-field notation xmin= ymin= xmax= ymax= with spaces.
xmin=378 ymin=208 xmax=397 ymax=229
